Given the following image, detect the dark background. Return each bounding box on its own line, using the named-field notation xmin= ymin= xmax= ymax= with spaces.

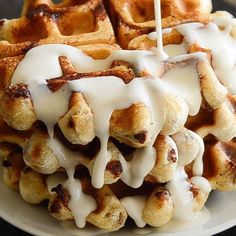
xmin=0 ymin=0 xmax=236 ymax=235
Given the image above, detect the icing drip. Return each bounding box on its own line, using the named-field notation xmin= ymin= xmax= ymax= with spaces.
xmin=153 ymin=0 xmax=168 ymax=60
xmin=191 ymin=176 xmax=212 ymax=194
xmin=164 ymin=43 xmax=187 ymax=58
xmin=69 ymin=76 xmax=166 ymax=188
xmin=166 ymin=166 xmax=194 ymax=221
xmin=172 ymin=128 xmax=204 ymax=176
xmin=169 ymin=128 xmax=210 ymax=220
xmin=149 ymin=14 xmax=236 ymax=93
xmin=120 ymin=196 xmax=146 ymax=228
xmin=162 ymin=62 xmax=201 ymax=116
xmin=47 ymin=138 xmax=97 ymax=228
xmin=191 ymin=132 xmax=205 ymax=176
xmin=177 ymin=20 xmax=236 ymax=92
xmin=64 ymin=171 xmax=97 ymax=228
xmin=7 ymin=0 xmax=231 ymax=228
xmin=119 ymin=147 xmax=157 ymax=188
xmin=11 ymin=44 xmax=209 ymax=227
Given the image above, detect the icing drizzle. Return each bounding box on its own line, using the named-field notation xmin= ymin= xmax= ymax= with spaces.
xmin=11 ymin=35 xmax=212 ymax=229
xmin=13 ymin=0 xmax=236 ymax=228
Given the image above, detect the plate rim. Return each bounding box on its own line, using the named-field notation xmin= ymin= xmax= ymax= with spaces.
xmin=1 ymin=197 xmax=236 ymax=236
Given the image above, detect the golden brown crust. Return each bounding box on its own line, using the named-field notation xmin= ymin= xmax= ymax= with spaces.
xmin=106 ymin=0 xmax=211 ymax=48
xmin=143 ymin=187 xmax=174 ymax=227
xmin=48 ymin=178 xmax=128 ymax=231
xmin=0 ymin=117 xmax=31 ymax=147
xmin=58 ymin=92 xmax=95 ymax=145
xmin=23 ymin=126 xmax=60 ymax=174
xmin=0 ymin=0 xmax=228 ymax=231
xmin=0 ymin=84 xmax=37 ymax=130
xmin=148 ymin=135 xmax=177 ymax=183
xmin=0 ymin=0 xmax=115 ymax=58
xmin=19 ymin=167 xmax=50 ymax=204
xmin=186 ymin=95 xmax=236 ymax=141
xmin=202 ymin=140 xmax=236 ymax=191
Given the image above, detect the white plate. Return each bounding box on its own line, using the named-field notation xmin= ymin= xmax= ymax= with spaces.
xmin=0 ymin=166 xmax=236 ymax=236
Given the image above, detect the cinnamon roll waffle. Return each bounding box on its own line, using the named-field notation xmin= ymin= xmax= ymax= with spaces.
xmin=0 ymin=0 xmax=236 ymax=233
xmin=0 ymin=0 xmax=115 ymax=58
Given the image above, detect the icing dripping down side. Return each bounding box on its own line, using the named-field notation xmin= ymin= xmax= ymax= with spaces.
xmin=149 ymin=14 xmax=236 ymax=93
xmin=120 ymin=196 xmax=146 ymax=228
xmin=162 ymin=63 xmax=201 ymax=116
xmin=6 ymin=0 xmax=230 ymax=227
xmin=47 ymin=138 xmax=97 ymax=228
xmin=166 ymin=166 xmax=194 ymax=221
xmin=69 ymin=77 xmax=168 ymax=188
xmin=11 ymin=44 xmax=211 ymax=227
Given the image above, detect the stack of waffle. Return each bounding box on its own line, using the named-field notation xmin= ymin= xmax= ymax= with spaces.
xmin=0 ymin=0 xmax=235 ymax=232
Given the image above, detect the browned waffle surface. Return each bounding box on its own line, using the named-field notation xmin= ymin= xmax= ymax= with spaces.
xmin=1 ymin=0 xmax=235 ymax=232
xmin=105 ymin=0 xmax=211 ymax=48
xmin=0 ymin=0 xmax=115 ymax=58
xmin=186 ymin=95 xmax=236 ymax=142
xmin=187 ymin=138 xmax=236 ymax=191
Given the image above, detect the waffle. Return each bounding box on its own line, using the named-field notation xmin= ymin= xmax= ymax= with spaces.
xmin=0 ymin=125 xmax=209 ymax=231
xmin=0 ymin=0 xmax=115 ymax=58
xmin=105 ymin=0 xmax=212 ymax=48
xmin=127 ymin=8 xmax=236 ymax=192
xmin=202 ymin=139 xmax=236 ymax=191
xmin=1 ymin=0 xmax=236 ymax=232
xmin=128 ymin=10 xmax=236 ymax=91
xmin=0 ymin=41 xmax=213 ymax=229
xmin=186 ymin=95 xmax=236 ymax=142
xmin=185 ymin=138 xmax=236 ymax=191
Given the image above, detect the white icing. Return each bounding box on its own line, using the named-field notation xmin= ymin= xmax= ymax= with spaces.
xmin=149 ymin=15 xmax=236 ymax=93
xmin=69 ymin=76 xmax=167 ymax=188
xmin=166 ymin=166 xmax=194 ymax=221
xmin=164 ymin=43 xmax=187 ymax=57
xmin=47 ymin=138 xmax=80 ymax=170
xmin=120 ymin=196 xmax=146 ymax=228
xmin=191 ymin=176 xmax=212 ymax=194
xmin=190 ymin=132 xmax=205 ymax=177
xmin=162 ymin=62 xmax=201 ymax=116
xmin=148 ymin=31 xmax=187 ymax=58
xmin=11 ymin=43 xmax=209 ymax=225
xmin=169 ymin=128 xmax=205 ymax=220
xmin=64 ymin=170 xmax=97 ymax=228
xmin=177 ymin=21 xmax=236 ymax=91
xmin=47 ymin=138 xmax=97 ymax=228
xmin=119 ymin=147 xmax=156 ymax=188
xmin=172 ymin=128 xmax=204 ymax=176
